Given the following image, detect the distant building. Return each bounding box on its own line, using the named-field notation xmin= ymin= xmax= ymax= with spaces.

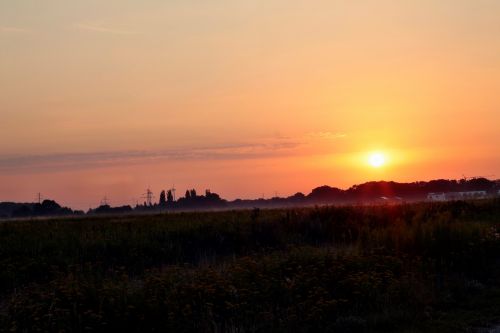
xmin=427 ymin=193 xmax=446 ymax=201
xmin=446 ymin=191 xmax=487 ymax=200
xmin=427 ymin=191 xmax=487 ymax=201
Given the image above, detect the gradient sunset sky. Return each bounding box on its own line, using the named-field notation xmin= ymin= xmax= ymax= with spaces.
xmin=1 ymin=0 xmax=499 ymax=209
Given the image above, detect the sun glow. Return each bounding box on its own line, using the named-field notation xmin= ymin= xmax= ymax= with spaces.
xmin=368 ymin=152 xmax=386 ymax=168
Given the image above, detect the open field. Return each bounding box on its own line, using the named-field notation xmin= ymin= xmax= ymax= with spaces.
xmin=1 ymin=200 xmax=500 ymax=332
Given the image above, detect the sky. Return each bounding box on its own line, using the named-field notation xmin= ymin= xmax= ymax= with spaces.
xmin=1 ymin=0 xmax=499 ymax=209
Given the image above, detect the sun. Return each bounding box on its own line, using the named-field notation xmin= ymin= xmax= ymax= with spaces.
xmin=368 ymin=152 xmax=386 ymax=168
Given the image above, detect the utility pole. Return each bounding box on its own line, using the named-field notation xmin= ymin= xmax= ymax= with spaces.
xmin=36 ymin=192 xmax=42 ymax=204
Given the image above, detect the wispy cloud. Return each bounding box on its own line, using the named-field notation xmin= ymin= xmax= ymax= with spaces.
xmin=0 ymin=131 xmax=346 ymax=174
xmin=0 ymin=26 xmax=30 ymax=33
xmin=75 ymin=22 xmax=137 ymax=35
xmin=0 ymin=141 xmax=302 ymax=173
xmin=307 ymin=131 xmax=347 ymax=140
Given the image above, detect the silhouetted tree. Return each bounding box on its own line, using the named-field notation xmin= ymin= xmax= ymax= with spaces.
xmin=159 ymin=190 xmax=166 ymax=206
xmin=185 ymin=190 xmax=191 ymax=200
xmin=90 ymin=205 xmax=133 ymax=215
xmin=167 ymin=190 xmax=174 ymax=203
xmin=12 ymin=205 xmax=32 ymax=217
xmin=190 ymin=189 xmax=197 ymax=198
xmin=33 ymin=200 xmax=63 ymax=215
xmin=41 ymin=199 xmax=61 ymax=212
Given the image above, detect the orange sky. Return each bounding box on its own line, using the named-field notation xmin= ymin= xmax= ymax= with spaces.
xmin=1 ymin=0 xmax=499 ymax=209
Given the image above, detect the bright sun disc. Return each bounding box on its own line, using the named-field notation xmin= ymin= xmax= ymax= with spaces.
xmin=368 ymin=152 xmax=386 ymax=168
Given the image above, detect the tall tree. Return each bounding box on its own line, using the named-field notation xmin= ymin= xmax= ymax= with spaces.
xmin=167 ymin=190 xmax=174 ymax=203
xmin=159 ymin=190 xmax=166 ymax=206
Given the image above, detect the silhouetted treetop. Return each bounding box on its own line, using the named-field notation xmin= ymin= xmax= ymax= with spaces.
xmin=159 ymin=190 xmax=166 ymax=206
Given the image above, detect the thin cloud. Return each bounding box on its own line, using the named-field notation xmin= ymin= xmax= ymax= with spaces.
xmin=0 ymin=141 xmax=302 ymax=173
xmin=0 ymin=26 xmax=30 ymax=33
xmin=307 ymin=131 xmax=347 ymax=140
xmin=75 ymin=22 xmax=137 ymax=35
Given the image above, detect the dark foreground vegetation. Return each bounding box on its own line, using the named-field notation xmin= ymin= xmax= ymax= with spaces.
xmin=1 ymin=200 xmax=500 ymax=332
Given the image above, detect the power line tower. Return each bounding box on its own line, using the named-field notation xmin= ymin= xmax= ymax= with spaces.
xmin=142 ymin=188 xmax=154 ymax=206
xmin=36 ymin=192 xmax=43 ymax=204
xmin=100 ymin=195 xmax=109 ymax=206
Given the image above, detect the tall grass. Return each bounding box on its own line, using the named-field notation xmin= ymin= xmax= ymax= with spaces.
xmin=1 ymin=199 xmax=499 ymax=332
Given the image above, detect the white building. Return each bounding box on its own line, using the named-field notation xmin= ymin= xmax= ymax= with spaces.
xmin=446 ymin=191 xmax=487 ymax=200
xmin=427 ymin=193 xmax=446 ymax=201
xmin=427 ymin=191 xmax=487 ymax=201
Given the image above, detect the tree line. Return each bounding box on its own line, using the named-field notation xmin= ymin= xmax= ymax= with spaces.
xmin=1 ymin=178 xmax=498 ymax=218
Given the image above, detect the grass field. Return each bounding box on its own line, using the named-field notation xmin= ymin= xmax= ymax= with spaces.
xmin=1 ymin=200 xmax=500 ymax=332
